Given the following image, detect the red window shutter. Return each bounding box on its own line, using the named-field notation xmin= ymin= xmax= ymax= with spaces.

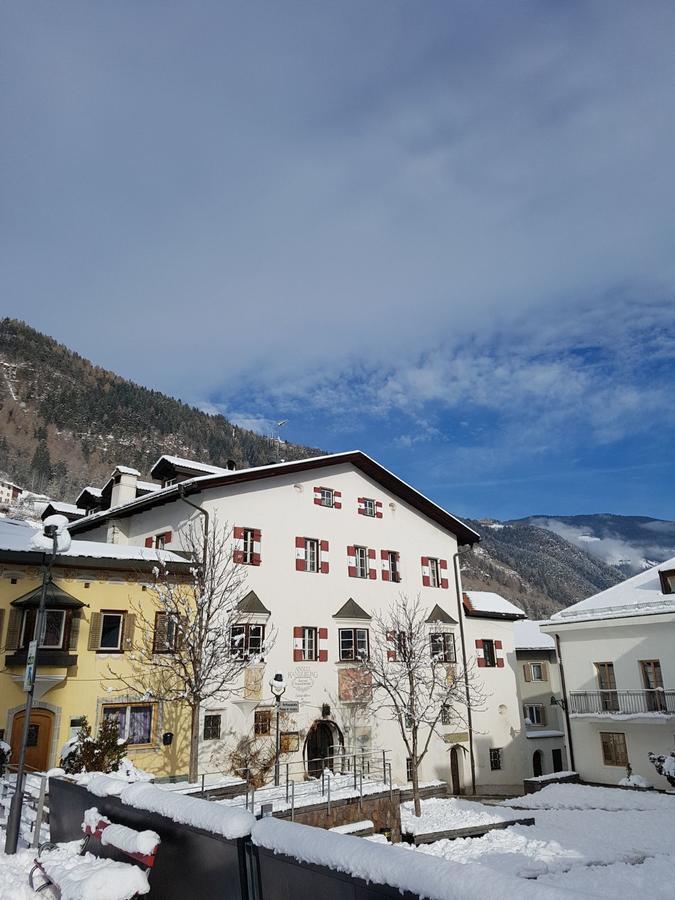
xmin=369 ymin=569 xmax=377 ymax=580
xmin=357 ymin=497 xmax=365 ymax=516
xmin=295 ymin=536 xmax=306 ymax=572
xmin=381 ymin=549 xmax=390 ymax=583
xmin=314 ymin=486 xmax=322 ymax=506
xmin=251 ymin=552 xmax=261 ymax=566
xmin=475 ymin=639 xmax=483 ymax=649
xmin=386 ymin=630 xmax=396 ymax=661
xmin=477 ymin=657 xmax=487 ymax=668
xmin=347 ymin=545 xmax=355 ymax=555
xmin=348 ymin=566 xmax=357 ymax=577
xmin=375 ymin=501 xmax=383 ymax=519
xmin=334 ymin=490 xmax=342 ymax=510
xmin=252 ymin=529 xmax=262 ymax=542
xmin=319 ymin=650 xmax=328 ymax=661
xmin=233 ymin=549 xmax=244 ymax=564
xmin=367 ymin=548 xmax=376 ymax=559
xmin=293 ymin=649 xmax=303 ymax=661
xmin=320 ymin=540 xmax=329 ymax=551
xmin=440 ymin=559 xmax=448 ymax=569
xmin=440 ymin=577 xmax=449 ymax=589
xmin=440 ymin=559 xmax=448 ymax=587
xmin=496 ymin=658 xmax=505 ymax=668
xmin=293 ymin=626 xmax=303 ymax=638
xmin=494 ymin=640 xmax=503 ymax=650
xmin=296 ymin=559 xmax=306 ymax=572
xmin=421 ymin=556 xmax=429 ymax=566
xmin=163 ymin=531 xmax=172 ymax=545
xmin=321 ymin=561 xmax=329 ymax=574
xmin=144 ymin=537 xmax=153 ymax=548
xmin=295 ymin=536 xmax=305 ymax=548
xmin=368 ymin=547 xmax=377 ymax=579
xmin=293 ymin=625 xmax=303 ymax=661
xmin=422 ymin=576 xmax=431 ymax=587
xmin=233 ymin=526 xmax=244 ymax=539
xmin=318 ymin=627 xmax=328 ymax=639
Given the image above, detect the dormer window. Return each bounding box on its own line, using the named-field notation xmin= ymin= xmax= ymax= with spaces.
xmin=162 ymin=477 xmax=176 ymax=488
xmin=659 ymin=569 xmax=675 ymax=595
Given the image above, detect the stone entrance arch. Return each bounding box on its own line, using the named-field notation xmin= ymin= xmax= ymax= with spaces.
xmin=304 ymin=719 xmax=344 ymax=778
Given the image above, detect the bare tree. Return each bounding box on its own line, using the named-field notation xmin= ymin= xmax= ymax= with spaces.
xmin=109 ymin=518 xmax=271 ymax=782
xmin=355 ymin=593 xmax=481 ymax=816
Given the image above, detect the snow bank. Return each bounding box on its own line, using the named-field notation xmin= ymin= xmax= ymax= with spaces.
xmin=38 ymin=849 xmax=149 ymax=900
xmin=83 ymin=774 xmax=128 ymax=798
xmin=502 ymin=783 xmax=674 ymax=811
xmin=101 ymin=824 xmax=160 ymax=857
xmin=251 ymin=817 xmax=557 ymax=900
xmin=120 ymin=782 xmax=255 ymax=839
xmin=526 ymin=770 xmax=576 ymax=782
xmin=401 ymin=798 xmax=522 ymax=836
xmin=618 ymin=774 xmax=653 ymax=789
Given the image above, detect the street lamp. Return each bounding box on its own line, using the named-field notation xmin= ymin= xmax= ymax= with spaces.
xmin=270 ymin=672 xmax=286 ymax=787
xmin=550 ymin=695 xmax=568 ymax=712
xmin=5 ymin=515 xmax=71 ymax=854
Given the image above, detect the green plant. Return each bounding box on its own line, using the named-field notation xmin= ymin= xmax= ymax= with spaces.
xmin=60 ymin=716 xmax=128 ymax=774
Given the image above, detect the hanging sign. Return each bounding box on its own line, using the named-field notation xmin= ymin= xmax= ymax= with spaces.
xmin=23 ymin=640 xmax=38 ymax=691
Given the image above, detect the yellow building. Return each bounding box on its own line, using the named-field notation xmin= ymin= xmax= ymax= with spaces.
xmin=0 ymin=518 xmax=192 ymax=778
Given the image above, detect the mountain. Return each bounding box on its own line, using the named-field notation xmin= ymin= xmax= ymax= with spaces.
xmin=459 ymin=519 xmax=625 ymax=619
xmin=0 ymin=318 xmax=322 ymax=501
xmin=509 ymin=514 xmax=675 ymax=577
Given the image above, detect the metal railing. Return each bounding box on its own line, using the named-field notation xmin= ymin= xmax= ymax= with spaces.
xmin=569 ymin=689 xmax=675 ymax=715
xmin=0 ymin=769 xmax=49 ymax=848
xmin=228 ymin=747 xmax=393 ymax=819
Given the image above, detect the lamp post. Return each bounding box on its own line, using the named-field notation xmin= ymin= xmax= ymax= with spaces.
xmin=270 ymin=672 xmax=286 ymax=787
xmin=5 ymin=516 xmax=70 ymax=854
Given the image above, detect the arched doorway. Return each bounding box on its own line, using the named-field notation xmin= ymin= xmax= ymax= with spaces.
xmin=532 ymin=750 xmax=543 ymax=778
xmin=10 ymin=709 xmax=54 ymax=772
xmin=450 ymin=747 xmax=462 ymax=795
xmin=304 ymin=720 xmax=343 ymax=778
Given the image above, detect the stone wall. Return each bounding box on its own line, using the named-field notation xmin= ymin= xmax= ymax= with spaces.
xmin=274 ymin=788 xmax=402 ymax=842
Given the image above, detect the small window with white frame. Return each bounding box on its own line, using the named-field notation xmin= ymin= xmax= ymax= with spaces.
xmin=300 ymin=626 xmax=317 ymax=661
xmin=430 ymin=632 xmax=456 ymax=663
xmin=429 ymin=558 xmax=441 ymax=588
xmin=530 ymin=662 xmax=546 ymax=681
xmin=355 ymin=546 xmax=369 ymax=578
xmin=305 ymin=538 xmax=319 ymax=573
xmin=363 ymin=498 xmax=376 ymax=517
xmin=99 ymin=612 xmax=124 ymax=651
xmin=320 ymin=487 xmax=334 ymax=508
xmin=103 ymin=703 xmax=154 ymax=745
xmin=339 ymin=627 xmax=369 ymax=661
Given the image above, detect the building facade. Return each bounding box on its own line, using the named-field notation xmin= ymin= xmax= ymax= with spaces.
xmin=0 ymin=518 xmax=191 ymax=777
xmin=513 ymin=619 xmax=568 ymax=779
xmin=542 ymin=558 xmax=675 ymax=789
xmin=69 ymin=452 xmax=540 ymax=791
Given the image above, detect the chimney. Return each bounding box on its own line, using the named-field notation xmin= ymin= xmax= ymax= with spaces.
xmin=110 ymin=466 xmax=140 ymax=508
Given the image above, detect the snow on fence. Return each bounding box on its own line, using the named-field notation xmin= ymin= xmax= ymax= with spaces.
xmin=0 ymin=771 xmax=50 ymax=847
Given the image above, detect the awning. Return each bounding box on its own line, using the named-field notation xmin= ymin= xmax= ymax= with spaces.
xmin=10 ymin=579 xmax=85 ymax=609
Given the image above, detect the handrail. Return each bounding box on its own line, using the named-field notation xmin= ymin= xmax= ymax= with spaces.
xmin=569 ymin=689 xmax=675 ymax=715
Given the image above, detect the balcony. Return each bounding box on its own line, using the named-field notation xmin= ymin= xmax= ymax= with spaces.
xmin=569 ymin=689 xmax=675 ymax=716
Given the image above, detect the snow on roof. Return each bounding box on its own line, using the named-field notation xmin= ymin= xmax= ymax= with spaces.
xmin=549 ymin=556 xmax=675 ymax=624
xmin=0 ymin=517 xmax=185 ymax=565
xmin=45 ymin=501 xmax=83 ymax=515
xmin=463 ymin=591 xmax=525 ymax=619
xmin=136 ymin=481 xmax=160 ymax=492
xmin=152 ymin=454 xmax=230 ymax=475
xmin=79 ymin=486 xmax=103 ymax=498
xmin=114 ymin=465 xmax=141 ymax=477
xmin=514 ymin=619 xmax=556 ymax=650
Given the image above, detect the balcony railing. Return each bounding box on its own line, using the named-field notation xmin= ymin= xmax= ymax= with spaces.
xmin=569 ymin=689 xmax=675 ymax=715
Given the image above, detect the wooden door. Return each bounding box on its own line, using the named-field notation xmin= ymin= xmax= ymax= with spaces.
xmin=595 ymin=662 xmax=618 ymax=711
xmin=640 ymin=660 xmax=664 ymax=710
xmin=450 ymin=747 xmax=462 ymax=795
xmin=10 ymin=709 xmax=53 ymax=772
xmin=532 ymin=750 xmax=543 ymax=778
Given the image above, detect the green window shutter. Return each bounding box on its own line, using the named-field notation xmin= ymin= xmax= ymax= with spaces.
xmin=123 ymin=613 xmax=136 ymax=651
xmin=5 ymin=608 xmax=22 ymax=650
xmin=69 ymin=612 xmax=81 ymax=651
xmin=87 ymin=612 xmax=102 ymax=651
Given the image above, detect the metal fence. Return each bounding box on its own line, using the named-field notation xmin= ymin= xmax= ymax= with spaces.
xmin=569 ymin=689 xmax=675 ymax=715
xmin=0 ymin=767 xmax=49 ymax=848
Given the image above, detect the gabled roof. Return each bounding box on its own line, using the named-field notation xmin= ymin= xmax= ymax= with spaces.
xmin=513 ymin=619 xmax=555 ymax=651
xmin=463 ymin=591 xmax=525 ymax=621
xmin=425 ymin=603 xmax=457 ymax=625
xmin=238 ymin=590 xmax=270 ymax=615
xmin=70 ymin=451 xmax=480 ymax=545
xmin=150 ymin=455 xmax=231 ymax=481
xmin=41 ymin=501 xmax=84 ymax=522
xmin=12 ymin=579 xmax=84 ymax=609
xmin=333 ymin=598 xmax=371 ymax=620
xmin=547 ymin=556 xmax=675 ymax=625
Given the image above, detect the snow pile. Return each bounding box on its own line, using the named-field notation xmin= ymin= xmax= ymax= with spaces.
xmin=329 ymin=820 xmax=373 ymax=834
xmin=82 ymin=808 xmax=111 ymax=832
xmin=31 ymin=514 xmax=72 ymax=552
xmin=38 ymin=848 xmax=150 ymax=900
xmin=115 ymin=758 xmax=153 ymax=782
xmin=0 ymin=739 xmax=11 ymax=756
xmin=502 ymin=782 xmax=674 ymax=811
xmin=82 ymin=774 xmax=128 ymax=797
xmin=251 ymin=818 xmax=556 ymax=900
xmin=526 ymin=771 xmax=576 ymax=782
xmin=401 ymin=798 xmax=523 ymax=836
xmin=619 ymin=774 xmax=653 ymax=789
xmin=101 ymin=823 xmax=160 ymax=857
xmin=120 ymin=782 xmax=255 ymax=839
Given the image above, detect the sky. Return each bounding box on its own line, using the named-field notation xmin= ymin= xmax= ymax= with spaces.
xmin=2 ymin=1 xmax=675 ymax=521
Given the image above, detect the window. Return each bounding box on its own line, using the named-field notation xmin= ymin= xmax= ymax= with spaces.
xmin=489 ymin=748 xmax=502 ymax=771
xmin=339 ymin=628 xmax=369 ymax=661
xmin=406 ymin=758 xmax=413 ymax=782
xmin=388 ymin=551 xmax=400 ymax=583
xmin=254 ymin=709 xmax=272 ymax=736
xmin=640 ymin=660 xmax=665 ymax=711
xmin=440 ymin=705 xmax=453 ymax=726
xmin=363 ymin=498 xmax=375 ymax=517
xmin=99 ymin=613 xmax=124 ymax=650
xmin=153 ymin=612 xmax=179 ymax=653
xmin=429 ymin=558 xmax=441 ymax=588
xmin=658 ymin=569 xmax=675 ymax=594
xmin=482 ymin=639 xmax=496 ymax=668
xmin=595 ymin=662 xmax=618 ymax=711
xmin=305 ymin=538 xmax=319 ymax=573
xmin=242 ymin=528 xmax=255 ymax=565
xmin=320 ymin=488 xmax=334 ymax=507
xmin=203 ymin=714 xmax=221 ymax=740
xmin=20 ymin=608 xmax=67 ymax=650
xmin=601 ymin=732 xmax=628 ymax=767
xmin=430 ymin=632 xmax=456 ymax=663
xmin=103 ymin=704 xmax=154 ymax=745
xmin=523 ymin=704 xmax=546 ymax=726
xmin=355 ymin=546 xmax=368 ymax=579
xmin=531 ymin=663 xmax=546 ymax=681
xmin=299 ymin=626 xmax=317 ymax=661
xmin=230 ymin=624 xmax=265 ymax=659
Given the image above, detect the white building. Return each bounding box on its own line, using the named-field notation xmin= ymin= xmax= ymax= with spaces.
xmin=542 ymin=559 xmax=675 ymax=789
xmin=0 ymin=478 xmax=23 ymax=507
xmin=513 ymin=619 xmax=568 ymax=779
xmin=69 ymin=451 xmax=528 ymax=792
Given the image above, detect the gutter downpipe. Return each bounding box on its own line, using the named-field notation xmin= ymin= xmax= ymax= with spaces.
xmin=177 ymin=484 xmax=209 ymax=572
xmin=554 ymin=633 xmax=576 ymax=773
xmin=453 ymin=549 xmax=476 ymax=796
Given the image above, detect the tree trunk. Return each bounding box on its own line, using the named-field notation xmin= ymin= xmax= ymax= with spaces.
xmin=188 ymin=704 xmax=200 ymax=784
xmin=411 ymin=754 xmax=421 ymax=817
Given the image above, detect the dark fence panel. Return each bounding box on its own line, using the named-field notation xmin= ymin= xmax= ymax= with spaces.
xmin=251 ymin=844 xmax=419 ymax=900
xmin=49 ymin=778 xmax=249 ymax=900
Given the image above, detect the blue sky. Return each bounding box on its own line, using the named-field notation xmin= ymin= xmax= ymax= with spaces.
xmin=2 ymin=2 xmax=674 ymax=520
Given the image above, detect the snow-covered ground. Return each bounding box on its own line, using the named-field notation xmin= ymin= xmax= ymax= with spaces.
xmin=401 ymin=797 xmax=524 ymax=836
xmin=410 ymin=783 xmax=675 ymax=895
